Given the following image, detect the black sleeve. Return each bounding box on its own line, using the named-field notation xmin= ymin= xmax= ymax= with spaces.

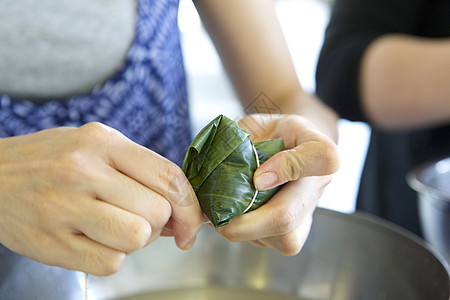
xmin=315 ymin=0 xmax=424 ymax=122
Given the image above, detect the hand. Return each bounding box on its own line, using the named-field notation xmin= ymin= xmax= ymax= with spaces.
xmin=0 ymin=123 xmax=202 ymax=276
xmin=215 ymin=114 xmax=339 ymax=255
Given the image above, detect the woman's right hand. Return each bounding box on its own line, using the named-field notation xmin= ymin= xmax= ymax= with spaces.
xmin=0 ymin=123 xmax=202 ymax=276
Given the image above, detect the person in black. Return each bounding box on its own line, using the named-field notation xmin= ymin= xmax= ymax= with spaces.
xmin=316 ymin=0 xmax=450 ymax=236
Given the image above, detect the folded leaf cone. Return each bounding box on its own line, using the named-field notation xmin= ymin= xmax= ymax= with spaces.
xmin=182 ymin=115 xmax=284 ymax=227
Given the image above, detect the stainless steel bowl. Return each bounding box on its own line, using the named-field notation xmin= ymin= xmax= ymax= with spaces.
xmin=90 ymin=208 xmax=450 ymax=300
xmin=408 ymin=156 xmax=450 ymax=264
xmin=1 ymin=208 xmax=449 ymax=299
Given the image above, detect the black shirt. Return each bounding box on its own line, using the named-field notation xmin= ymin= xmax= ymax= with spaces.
xmin=316 ymin=0 xmax=450 ymax=236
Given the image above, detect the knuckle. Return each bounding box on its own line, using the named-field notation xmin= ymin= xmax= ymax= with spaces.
xmin=52 ymin=151 xmax=92 ymax=184
xmin=275 ymin=215 xmax=313 ymax=256
xmin=95 ymin=252 xmax=126 ymax=276
xmin=323 ymin=140 xmax=340 ymax=174
xmin=162 ymin=201 xmax=173 ymax=221
xmin=280 ymin=150 xmax=304 ymax=181
xmin=78 ymin=122 xmax=119 ymax=145
xmin=275 ymin=234 xmax=303 ymax=256
xmin=270 ymin=206 xmax=298 ymax=235
xmin=313 ymin=136 xmax=340 ymax=175
xmin=126 ymin=218 xmax=152 ymax=252
xmin=94 ymin=215 xmax=152 ymax=254
xmin=79 ymin=122 xmax=109 ymax=136
xmin=81 ymin=245 xmax=126 ymax=276
xmin=165 ymin=163 xmax=185 ymax=184
xmin=149 ymin=196 xmax=172 ymax=226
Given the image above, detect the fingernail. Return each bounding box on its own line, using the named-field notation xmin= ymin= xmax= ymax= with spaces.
xmin=255 ymin=172 xmax=278 ymax=190
xmin=161 ymin=227 xmax=174 ymax=237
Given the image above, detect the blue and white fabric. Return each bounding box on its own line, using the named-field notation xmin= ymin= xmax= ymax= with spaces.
xmin=0 ymin=0 xmax=191 ymax=166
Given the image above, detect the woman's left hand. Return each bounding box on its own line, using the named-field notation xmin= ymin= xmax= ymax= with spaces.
xmin=214 ymin=114 xmax=340 ymax=255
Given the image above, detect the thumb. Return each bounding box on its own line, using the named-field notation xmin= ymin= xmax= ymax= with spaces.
xmin=254 ymin=140 xmax=340 ymax=190
xmin=166 ymin=172 xmax=203 ymax=250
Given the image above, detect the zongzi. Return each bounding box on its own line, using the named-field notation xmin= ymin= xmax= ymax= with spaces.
xmin=182 ymin=115 xmax=284 ymax=227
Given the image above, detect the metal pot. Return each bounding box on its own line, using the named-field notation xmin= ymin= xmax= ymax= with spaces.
xmin=1 ymin=209 xmax=449 ymax=299
xmin=408 ymin=156 xmax=450 ymax=264
xmin=90 ymin=208 xmax=450 ymax=300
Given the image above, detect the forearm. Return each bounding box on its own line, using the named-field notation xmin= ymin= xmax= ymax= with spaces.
xmin=360 ymin=35 xmax=450 ymax=130
xmin=194 ymin=0 xmax=339 ymax=256
xmin=193 ymin=0 xmax=338 ymax=141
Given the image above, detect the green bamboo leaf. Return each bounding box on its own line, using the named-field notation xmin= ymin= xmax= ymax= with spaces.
xmin=182 ymin=115 xmax=248 ymax=189
xmin=182 ymin=115 xmax=284 ymax=227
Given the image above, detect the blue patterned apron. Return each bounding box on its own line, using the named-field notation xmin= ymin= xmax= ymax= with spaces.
xmin=1 ymin=1 xmax=192 ymax=298
xmin=0 ymin=0 xmax=191 ymax=166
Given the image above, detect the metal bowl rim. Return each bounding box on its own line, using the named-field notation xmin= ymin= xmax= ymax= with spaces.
xmin=332 ymin=208 xmax=450 ymax=276
xmin=407 ymin=156 xmax=450 ymax=202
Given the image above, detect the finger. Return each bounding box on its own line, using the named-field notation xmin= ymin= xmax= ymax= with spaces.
xmin=256 ymin=214 xmax=313 ymax=256
xmin=27 ymin=226 xmax=127 ymax=276
xmin=215 ymin=184 xmax=301 ymax=243
xmin=81 ymin=123 xmax=202 ymax=250
xmin=60 ymin=234 xmax=127 ymax=276
xmin=254 ymin=136 xmax=339 ymax=190
xmin=92 ymin=165 xmax=172 ymax=242
xmin=74 ymin=197 xmax=152 ymax=254
xmin=75 ymin=123 xmax=181 ymax=200
xmin=216 ymin=176 xmax=327 ymax=242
